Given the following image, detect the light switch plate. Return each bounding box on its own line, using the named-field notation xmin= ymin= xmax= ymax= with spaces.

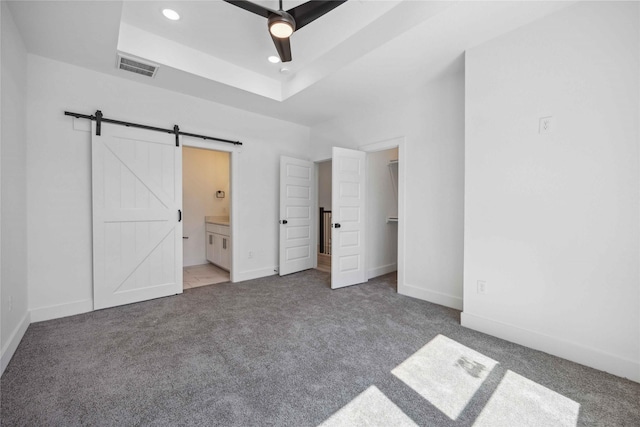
xmin=539 ymin=116 xmax=553 ymax=134
xmin=477 ymin=280 xmax=487 ymax=294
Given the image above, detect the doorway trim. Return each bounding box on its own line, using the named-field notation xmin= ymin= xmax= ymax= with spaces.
xmin=182 ymin=138 xmax=238 ymax=283
xmin=313 ymin=159 xmax=331 ymax=271
xmin=358 ymin=136 xmax=406 ymax=295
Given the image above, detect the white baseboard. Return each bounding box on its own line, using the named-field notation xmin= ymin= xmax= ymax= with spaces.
xmin=30 ymin=299 xmax=93 ymax=323
xmin=368 ymin=263 xmax=397 ymax=279
xmin=183 ymin=259 xmax=209 ymax=267
xmin=398 ymin=283 xmax=463 ymax=310
xmin=233 ymin=267 xmax=277 ymax=283
xmin=1 ymin=311 xmax=30 ymax=376
xmin=461 ymin=311 xmax=640 ymax=383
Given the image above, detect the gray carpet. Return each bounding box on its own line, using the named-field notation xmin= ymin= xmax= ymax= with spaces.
xmin=1 ymin=270 xmax=639 ymax=426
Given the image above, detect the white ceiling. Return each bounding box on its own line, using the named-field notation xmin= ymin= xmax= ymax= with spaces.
xmin=7 ymin=0 xmax=574 ymax=126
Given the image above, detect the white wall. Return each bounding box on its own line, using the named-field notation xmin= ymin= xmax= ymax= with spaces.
xmin=311 ymin=71 xmax=465 ymax=309
xmin=463 ymin=1 xmax=639 ymax=381
xmin=26 ymin=55 xmax=310 ymax=322
xmin=183 ymin=147 xmax=230 ymax=267
xmin=1 ymin=2 xmax=30 ymax=374
xmin=317 ymin=160 xmax=332 ymax=210
xmin=366 ymin=148 xmax=398 ymax=278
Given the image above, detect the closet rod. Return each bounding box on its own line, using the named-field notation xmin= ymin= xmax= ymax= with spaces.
xmin=64 ymin=110 xmax=242 ymax=146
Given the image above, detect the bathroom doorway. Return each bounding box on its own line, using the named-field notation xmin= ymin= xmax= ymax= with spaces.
xmin=182 ymin=146 xmax=231 ymax=289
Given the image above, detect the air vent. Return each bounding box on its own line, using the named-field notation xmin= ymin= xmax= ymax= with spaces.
xmin=117 ymin=55 xmax=158 ymax=78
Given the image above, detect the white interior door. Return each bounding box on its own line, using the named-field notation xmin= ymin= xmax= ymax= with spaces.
xmin=332 ymin=147 xmax=367 ymax=289
xmin=279 ymin=156 xmax=315 ymax=276
xmin=92 ymin=122 xmax=182 ymax=310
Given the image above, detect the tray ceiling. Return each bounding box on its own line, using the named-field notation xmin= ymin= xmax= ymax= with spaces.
xmin=7 ymin=1 xmax=574 ymax=125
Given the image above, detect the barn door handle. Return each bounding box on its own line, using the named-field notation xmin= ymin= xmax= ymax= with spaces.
xmin=333 ymin=223 xmax=341 ymax=228
xmin=178 ymin=209 xmax=182 ymax=222
xmin=280 ymin=220 xmax=288 ymax=224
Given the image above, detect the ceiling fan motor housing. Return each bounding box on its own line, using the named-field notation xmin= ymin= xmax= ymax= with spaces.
xmin=268 ymin=11 xmax=296 ymax=38
xmin=223 ymin=0 xmax=347 ymax=62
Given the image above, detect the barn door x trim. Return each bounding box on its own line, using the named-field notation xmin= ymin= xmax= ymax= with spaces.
xmin=64 ymin=110 xmax=243 ymax=147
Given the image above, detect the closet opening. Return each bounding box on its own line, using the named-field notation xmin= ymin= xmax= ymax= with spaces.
xmin=365 ymin=147 xmax=399 ymax=289
xmin=182 ymin=146 xmax=232 ymax=289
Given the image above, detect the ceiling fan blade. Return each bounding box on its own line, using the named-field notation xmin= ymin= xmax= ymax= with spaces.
xmin=270 ymin=33 xmax=292 ymax=62
xmin=223 ymin=0 xmax=277 ymax=18
xmin=287 ymin=0 xmax=347 ymax=31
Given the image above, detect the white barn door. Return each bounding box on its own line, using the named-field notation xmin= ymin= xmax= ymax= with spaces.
xmin=92 ymin=122 xmax=183 ymax=310
xmin=331 ymin=147 xmax=367 ymax=289
xmin=279 ymin=156 xmax=315 ymax=276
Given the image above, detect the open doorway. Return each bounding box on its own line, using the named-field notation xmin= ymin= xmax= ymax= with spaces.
xmin=182 ymin=146 xmax=231 ymax=289
xmin=314 ymin=145 xmax=400 ymax=289
xmin=316 ymin=159 xmax=332 ymax=273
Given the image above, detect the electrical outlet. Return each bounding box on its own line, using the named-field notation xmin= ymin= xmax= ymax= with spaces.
xmin=248 ymin=251 xmax=254 ymax=259
xmin=477 ymin=280 xmax=487 ymax=294
xmin=539 ymin=116 xmax=553 ymax=134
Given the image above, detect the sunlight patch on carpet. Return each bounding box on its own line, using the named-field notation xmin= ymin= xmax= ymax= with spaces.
xmin=473 ymin=370 xmax=579 ymax=427
xmin=317 ymin=386 xmax=418 ymax=427
xmin=391 ymin=334 xmax=498 ymax=420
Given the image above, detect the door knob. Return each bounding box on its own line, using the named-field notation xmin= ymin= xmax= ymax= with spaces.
xmin=280 ymin=220 xmax=288 ymax=224
xmin=333 ymin=223 xmax=341 ymax=228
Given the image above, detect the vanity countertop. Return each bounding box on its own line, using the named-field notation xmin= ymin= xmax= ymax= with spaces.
xmin=205 ymin=216 xmax=230 ymax=226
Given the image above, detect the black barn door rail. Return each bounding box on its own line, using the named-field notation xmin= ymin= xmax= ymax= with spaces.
xmin=64 ymin=110 xmax=242 ymax=147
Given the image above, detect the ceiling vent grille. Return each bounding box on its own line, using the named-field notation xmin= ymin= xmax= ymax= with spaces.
xmin=117 ymin=55 xmax=158 ymax=78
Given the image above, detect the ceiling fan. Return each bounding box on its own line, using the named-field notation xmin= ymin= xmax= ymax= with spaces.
xmin=223 ymin=0 xmax=348 ymax=62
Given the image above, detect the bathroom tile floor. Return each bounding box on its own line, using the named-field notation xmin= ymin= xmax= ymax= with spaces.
xmin=183 ymin=263 xmax=230 ymax=289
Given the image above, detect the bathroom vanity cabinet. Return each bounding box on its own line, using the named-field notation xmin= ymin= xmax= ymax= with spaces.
xmin=205 ymin=219 xmax=231 ymax=271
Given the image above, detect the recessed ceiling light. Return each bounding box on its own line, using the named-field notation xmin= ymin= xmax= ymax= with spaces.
xmin=162 ymin=9 xmax=180 ymax=21
xmin=268 ymin=56 xmax=280 ymax=64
